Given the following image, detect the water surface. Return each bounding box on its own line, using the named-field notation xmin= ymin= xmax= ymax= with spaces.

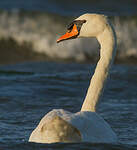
xmin=0 ymin=62 xmax=137 ymax=149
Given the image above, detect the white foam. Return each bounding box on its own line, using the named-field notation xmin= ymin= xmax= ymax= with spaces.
xmin=0 ymin=11 xmax=137 ymax=62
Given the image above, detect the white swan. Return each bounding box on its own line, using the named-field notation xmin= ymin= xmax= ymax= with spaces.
xmin=29 ymin=13 xmax=117 ymax=143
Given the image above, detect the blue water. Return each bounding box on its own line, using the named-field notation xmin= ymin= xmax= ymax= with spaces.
xmin=0 ymin=62 xmax=137 ymax=150
xmin=0 ymin=0 xmax=137 ymax=16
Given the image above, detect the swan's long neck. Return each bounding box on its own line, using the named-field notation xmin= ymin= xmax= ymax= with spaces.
xmin=81 ymin=24 xmax=116 ymax=112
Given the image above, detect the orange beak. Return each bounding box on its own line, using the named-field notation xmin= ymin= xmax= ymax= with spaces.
xmin=57 ymin=24 xmax=79 ymax=43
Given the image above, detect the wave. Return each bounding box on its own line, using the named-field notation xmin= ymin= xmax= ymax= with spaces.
xmin=1 ymin=141 xmax=137 ymax=150
xmin=0 ymin=10 xmax=137 ymax=64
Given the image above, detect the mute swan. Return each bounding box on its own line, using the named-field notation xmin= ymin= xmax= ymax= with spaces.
xmin=29 ymin=14 xmax=117 ymax=143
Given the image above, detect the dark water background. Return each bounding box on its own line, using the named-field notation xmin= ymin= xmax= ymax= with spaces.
xmin=0 ymin=62 xmax=137 ymax=150
xmin=0 ymin=0 xmax=137 ymax=16
xmin=0 ymin=0 xmax=137 ymax=150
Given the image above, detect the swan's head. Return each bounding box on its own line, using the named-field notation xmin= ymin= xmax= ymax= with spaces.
xmin=57 ymin=13 xmax=108 ymax=43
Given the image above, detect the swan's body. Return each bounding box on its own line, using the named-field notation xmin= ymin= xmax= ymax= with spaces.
xmin=29 ymin=109 xmax=117 ymax=143
xmin=29 ymin=14 xmax=117 ymax=143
